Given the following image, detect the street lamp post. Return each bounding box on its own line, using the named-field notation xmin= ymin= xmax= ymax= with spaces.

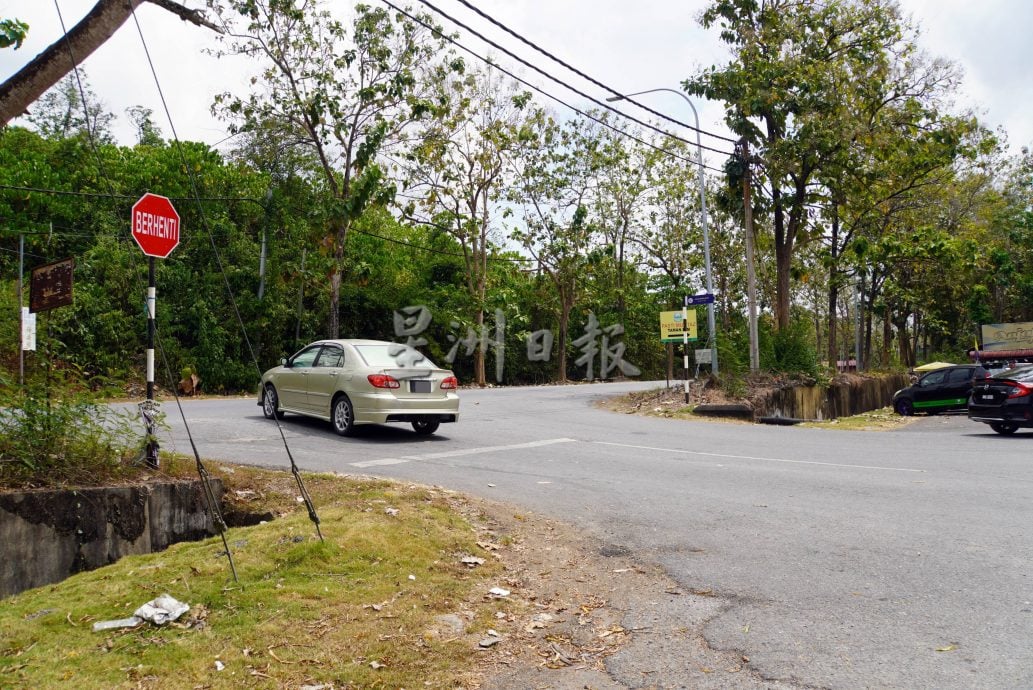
xmin=607 ymin=88 xmax=718 ymax=376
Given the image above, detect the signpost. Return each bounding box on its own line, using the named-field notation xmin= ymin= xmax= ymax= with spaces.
xmin=659 ymin=297 xmax=713 ymax=402
xmin=131 ymin=193 xmax=180 ymax=468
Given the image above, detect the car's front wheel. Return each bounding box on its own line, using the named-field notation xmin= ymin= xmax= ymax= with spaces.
xmin=412 ymin=420 xmax=440 ymax=436
xmin=332 ymin=395 xmax=355 ymax=436
xmin=990 ymin=422 xmax=1019 ymax=435
xmin=894 ymin=399 xmax=914 ymax=416
xmin=263 ymin=385 xmax=285 ymax=420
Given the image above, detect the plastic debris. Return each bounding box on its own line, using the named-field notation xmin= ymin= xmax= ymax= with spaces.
xmin=488 ymin=587 xmax=510 ymax=598
xmin=461 ymin=555 xmax=486 ymax=567
xmin=92 ymin=594 xmax=190 ymax=632
xmin=215 ymin=660 xmax=225 ymax=671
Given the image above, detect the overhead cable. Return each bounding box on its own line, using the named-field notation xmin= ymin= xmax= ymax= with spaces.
xmin=450 ymin=0 xmax=739 ymax=145
xmin=380 ymin=0 xmax=728 ymax=174
xmin=407 ymin=0 xmax=735 ymax=159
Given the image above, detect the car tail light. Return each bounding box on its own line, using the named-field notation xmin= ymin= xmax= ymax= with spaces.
xmin=368 ymin=374 xmax=401 ymax=389
xmin=1008 ymin=383 xmax=1032 ymax=399
xmin=440 ymin=376 xmax=458 ymax=390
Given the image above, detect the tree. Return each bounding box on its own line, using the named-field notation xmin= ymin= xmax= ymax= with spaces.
xmin=512 ymin=116 xmax=601 ymax=382
xmin=685 ymin=0 xmax=913 ymax=332
xmin=211 ymin=1 xmax=447 ymax=338
xmin=405 ymin=64 xmax=537 ymax=385
xmin=0 ymin=0 xmax=219 ymax=126
xmin=25 ymin=73 xmax=115 ymax=142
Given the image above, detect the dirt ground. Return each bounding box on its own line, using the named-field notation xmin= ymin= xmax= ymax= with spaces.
xmin=465 ymin=496 xmax=796 ymax=690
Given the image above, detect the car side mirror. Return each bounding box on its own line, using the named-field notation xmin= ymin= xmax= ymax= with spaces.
xmin=280 ymin=357 xmax=289 ymax=367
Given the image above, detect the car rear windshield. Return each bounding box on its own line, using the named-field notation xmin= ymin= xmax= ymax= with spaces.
xmin=354 ymin=344 xmax=438 ymax=370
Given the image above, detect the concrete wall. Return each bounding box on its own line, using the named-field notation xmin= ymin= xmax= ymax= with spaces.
xmin=752 ymin=373 xmax=909 ymax=421
xmin=0 ymin=479 xmax=221 ymax=598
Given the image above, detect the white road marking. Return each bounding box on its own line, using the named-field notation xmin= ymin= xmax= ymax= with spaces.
xmin=593 ymin=441 xmax=925 ymax=473
xmin=350 ymin=438 xmax=577 ymax=468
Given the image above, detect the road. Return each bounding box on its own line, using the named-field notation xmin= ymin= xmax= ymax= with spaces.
xmin=158 ymin=383 xmax=1033 ymax=689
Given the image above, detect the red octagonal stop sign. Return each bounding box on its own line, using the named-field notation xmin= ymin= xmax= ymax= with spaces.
xmin=131 ymin=193 xmax=180 ymax=258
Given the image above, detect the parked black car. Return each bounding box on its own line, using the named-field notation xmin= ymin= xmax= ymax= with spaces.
xmin=967 ymin=365 xmax=1033 ymax=435
xmin=892 ymin=364 xmax=989 ymax=416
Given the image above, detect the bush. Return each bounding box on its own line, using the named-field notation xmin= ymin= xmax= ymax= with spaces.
xmin=766 ymin=320 xmax=819 ymax=378
xmin=0 ymin=383 xmax=144 ymax=488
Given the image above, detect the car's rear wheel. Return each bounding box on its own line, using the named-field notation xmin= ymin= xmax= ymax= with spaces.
xmin=894 ymin=399 xmax=914 ymax=416
xmin=412 ymin=420 xmax=440 ymax=436
xmin=990 ymin=422 xmax=1019 ymax=435
xmin=332 ymin=395 xmax=355 ymax=436
xmin=263 ymin=385 xmax=285 ymax=420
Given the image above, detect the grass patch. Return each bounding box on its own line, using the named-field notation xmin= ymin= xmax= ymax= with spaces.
xmin=0 ymin=463 xmax=510 ymax=689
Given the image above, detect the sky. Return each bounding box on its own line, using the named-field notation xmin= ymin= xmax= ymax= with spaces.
xmin=1 ymin=0 xmax=1031 ymax=168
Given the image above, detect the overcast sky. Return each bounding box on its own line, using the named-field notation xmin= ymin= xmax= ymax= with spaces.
xmin=1 ymin=0 xmax=1030 ymax=165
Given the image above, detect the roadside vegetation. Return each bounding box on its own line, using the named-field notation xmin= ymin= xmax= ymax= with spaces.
xmin=3 ymin=0 xmax=1032 ymax=402
xmin=0 ymin=461 xmax=513 ymax=689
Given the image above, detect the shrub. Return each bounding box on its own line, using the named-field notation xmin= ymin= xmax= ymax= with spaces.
xmin=0 ymin=383 xmax=144 ymax=488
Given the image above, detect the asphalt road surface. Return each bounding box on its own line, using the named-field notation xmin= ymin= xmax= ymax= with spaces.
xmin=158 ymin=383 xmax=1033 ymax=689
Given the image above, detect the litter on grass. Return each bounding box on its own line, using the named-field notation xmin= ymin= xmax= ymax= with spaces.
xmin=92 ymin=594 xmax=190 ymax=632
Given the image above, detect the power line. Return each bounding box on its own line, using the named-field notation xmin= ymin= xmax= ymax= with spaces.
xmin=380 ymin=0 xmax=728 ymax=175
xmin=0 ymin=183 xmax=536 ymax=263
xmin=407 ymin=0 xmax=735 ymax=159
xmin=449 ymin=0 xmax=739 ymax=146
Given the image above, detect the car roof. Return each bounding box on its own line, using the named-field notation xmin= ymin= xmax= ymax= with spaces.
xmin=308 ymin=339 xmax=400 ymax=347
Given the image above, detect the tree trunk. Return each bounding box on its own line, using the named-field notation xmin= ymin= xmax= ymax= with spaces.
xmin=771 ymin=187 xmax=794 ymax=331
xmin=473 ymin=308 xmax=486 ymax=386
xmin=0 ymin=0 xmax=218 ymax=126
xmin=882 ymin=309 xmax=892 ymax=367
xmin=557 ymin=298 xmax=572 ymax=383
xmin=328 ymin=218 xmax=349 ymax=339
xmin=826 ymin=204 xmax=840 ymax=370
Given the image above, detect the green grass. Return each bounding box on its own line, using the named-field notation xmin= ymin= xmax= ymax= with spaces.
xmin=0 ymin=467 xmax=509 ymax=689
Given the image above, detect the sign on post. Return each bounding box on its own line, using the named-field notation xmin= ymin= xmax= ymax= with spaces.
xmin=660 ymin=309 xmax=698 ymax=343
xmin=685 ymin=293 xmax=715 ymax=306
xmin=131 ymin=193 xmax=180 ymax=258
xmin=21 ymin=307 xmax=36 ymax=351
xmin=29 ymin=257 xmax=75 ymax=312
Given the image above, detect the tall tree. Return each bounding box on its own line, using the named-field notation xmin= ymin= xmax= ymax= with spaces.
xmin=405 ymin=65 xmax=536 ymax=385
xmin=512 ymin=116 xmax=601 ymax=382
xmin=26 ymin=73 xmax=115 ymax=142
xmin=685 ymin=0 xmax=910 ymax=331
xmin=211 ymin=1 xmax=446 ymax=338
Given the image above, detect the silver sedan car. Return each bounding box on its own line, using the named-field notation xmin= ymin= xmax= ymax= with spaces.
xmin=258 ymin=339 xmax=459 ymax=436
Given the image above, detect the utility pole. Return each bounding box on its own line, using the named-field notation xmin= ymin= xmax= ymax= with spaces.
xmin=18 ymin=233 xmax=24 ymax=386
xmin=740 ymin=138 xmax=760 ymax=372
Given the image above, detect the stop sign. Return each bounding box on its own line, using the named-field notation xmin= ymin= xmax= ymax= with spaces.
xmin=131 ymin=193 xmax=180 ymax=258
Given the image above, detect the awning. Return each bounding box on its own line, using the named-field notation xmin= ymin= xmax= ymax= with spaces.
xmin=913 ymin=361 xmax=954 ymax=372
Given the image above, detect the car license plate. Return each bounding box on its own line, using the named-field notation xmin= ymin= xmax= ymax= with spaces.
xmin=980 ymin=394 xmax=994 ymax=401
xmin=410 ymin=380 xmax=431 ymax=393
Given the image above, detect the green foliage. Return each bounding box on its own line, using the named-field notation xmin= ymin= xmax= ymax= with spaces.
xmin=0 ymin=381 xmax=143 ymax=487
xmin=0 ymin=17 xmax=28 ymax=50
xmin=766 ymin=320 xmax=819 ymax=378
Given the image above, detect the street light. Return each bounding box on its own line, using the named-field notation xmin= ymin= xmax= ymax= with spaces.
xmin=607 ymin=88 xmax=718 ymax=376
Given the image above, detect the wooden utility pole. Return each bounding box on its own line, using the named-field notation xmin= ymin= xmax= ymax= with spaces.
xmin=740 ymin=139 xmax=760 ymax=372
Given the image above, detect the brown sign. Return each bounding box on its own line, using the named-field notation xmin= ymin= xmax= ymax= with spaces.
xmin=30 ymin=257 xmax=75 ymax=312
